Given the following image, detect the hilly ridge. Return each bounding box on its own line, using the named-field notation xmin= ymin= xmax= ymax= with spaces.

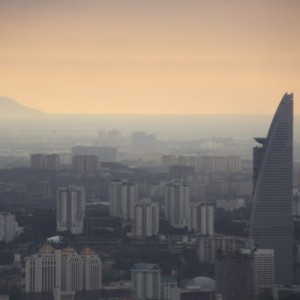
xmin=0 ymin=97 xmax=44 ymax=118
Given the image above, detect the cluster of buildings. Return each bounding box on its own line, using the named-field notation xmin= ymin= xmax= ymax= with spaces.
xmin=30 ymin=146 xmax=118 ymax=173
xmin=30 ymin=154 xmax=60 ymax=171
xmin=25 ymin=244 xmax=102 ymax=296
xmin=71 ymin=146 xmax=118 ymax=163
xmin=121 ymin=93 xmax=300 ymax=299
xmin=5 ymin=93 xmax=299 ymax=300
xmin=162 ymin=154 xmax=241 ymax=174
xmin=71 ymin=146 xmax=118 ymax=172
xmin=108 ymin=179 xmax=215 ymax=238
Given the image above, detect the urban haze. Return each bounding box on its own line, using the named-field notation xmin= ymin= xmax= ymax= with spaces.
xmin=1 ymin=1 xmax=300 ymax=300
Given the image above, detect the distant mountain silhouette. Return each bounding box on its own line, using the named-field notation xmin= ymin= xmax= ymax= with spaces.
xmin=0 ymin=97 xmax=44 ymax=118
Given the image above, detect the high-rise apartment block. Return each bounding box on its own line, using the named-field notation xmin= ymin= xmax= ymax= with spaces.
xmin=30 ymin=153 xmax=60 ymax=171
xmin=132 ymin=198 xmax=159 ymax=239
xmin=250 ymin=93 xmax=294 ymax=284
xmin=188 ymin=202 xmax=214 ymax=235
xmin=109 ymin=180 xmax=138 ymax=220
xmin=131 ymin=263 xmax=161 ymax=300
xmin=165 ymin=180 xmax=189 ymax=228
xmin=25 ymin=245 xmax=102 ymax=294
xmin=0 ymin=212 xmax=20 ymax=243
xmin=57 ymin=186 xmax=85 ymax=235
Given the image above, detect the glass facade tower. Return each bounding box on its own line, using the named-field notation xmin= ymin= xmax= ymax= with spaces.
xmin=251 ymin=93 xmax=294 ymax=284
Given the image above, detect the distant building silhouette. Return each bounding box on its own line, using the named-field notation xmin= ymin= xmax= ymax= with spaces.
xmin=72 ymin=145 xmax=117 ymax=162
xmin=30 ymin=153 xmax=60 ymax=171
xmin=168 ymin=165 xmax=195 ymax=178
xmin=250 ymin=93 xmax=294 ymax=284
xmin=72 ymin=155 xmax=99 ymax=172
xmin=131 ymin=131 xmax=157 ymax=149
xmin=161 ymin=154 xmax=177 ymax=172
xmin=161 ymin=154 xmax=240 ymax=174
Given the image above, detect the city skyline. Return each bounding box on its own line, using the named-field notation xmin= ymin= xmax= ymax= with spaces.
xmin=1 ymin=0 xmax=300 ymax=114
xmin=0 ymin=92 xmax=299 ymax=298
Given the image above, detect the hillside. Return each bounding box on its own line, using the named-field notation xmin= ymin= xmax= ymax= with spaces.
xmin=0 ymin=97 xmax=44 ymax=119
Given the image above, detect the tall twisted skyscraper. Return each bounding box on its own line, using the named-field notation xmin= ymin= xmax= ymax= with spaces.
xmin=251 ymin=93 xmax=294 ymax=284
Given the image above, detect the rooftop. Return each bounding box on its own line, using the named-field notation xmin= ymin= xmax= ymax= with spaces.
xmin=131 ymin=263 xmax=161 ymax=271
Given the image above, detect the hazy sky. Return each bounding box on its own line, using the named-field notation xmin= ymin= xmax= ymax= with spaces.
xmin=1 ymin=0 xmax=300 ymax=114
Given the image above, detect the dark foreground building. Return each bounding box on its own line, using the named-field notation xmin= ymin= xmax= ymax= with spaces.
xmin=215 ymin=250 xmax=253 ymax=300
xmin=251 ymin=93 xmax=294 ymax=284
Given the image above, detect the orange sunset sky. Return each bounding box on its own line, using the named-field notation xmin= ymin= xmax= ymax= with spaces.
xmin=1 ymin=0 xmax=300 ymax=114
